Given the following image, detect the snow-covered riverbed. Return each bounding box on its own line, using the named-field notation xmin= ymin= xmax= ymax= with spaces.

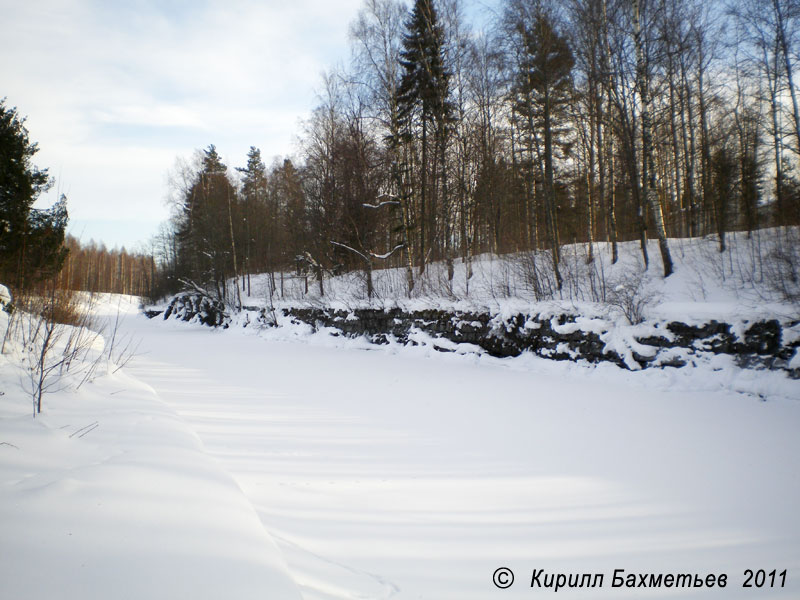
xmin=130 ymin=303 xmax=800 ymax=599
xmin=2 ymin=295 xmax=799 ymax=599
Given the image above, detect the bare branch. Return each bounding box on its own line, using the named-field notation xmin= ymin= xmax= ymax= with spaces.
xmin=331 ymin=241 xmax=370 ymax=263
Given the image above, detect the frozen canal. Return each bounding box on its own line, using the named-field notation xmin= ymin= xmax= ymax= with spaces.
xmin=126 ymin=314 xmax=800 ymax=599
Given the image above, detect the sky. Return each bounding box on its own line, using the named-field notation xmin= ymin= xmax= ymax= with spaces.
xmin=1 ymin=0 xmax=498 ymax=252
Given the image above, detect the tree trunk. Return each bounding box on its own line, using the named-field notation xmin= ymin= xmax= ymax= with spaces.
xmin=698 ymin=61 xmax=713 ymax=235
xmin=587 ymin=84 xmax=598 ymax=263
xmin=226 ymin=188 xmax=242 ymax=310
xmin=681 ymin=60 xmax=698 ymax=237
xmin=668 ymin=69 xmax=684 ymax=237
xmin=543 ymin=90 xmax=563 ymax=290
xmin=774 ymin=0 xmax=800 ymax=157
xmin=634 ymin=0 xmax=674 ymax=277
xmin=767 ymin=39 xmax=785 ymax=222
xmin=607 ymin=125 xmax=619 ymax=263
xmin=599 ymin=0 xmax=618 ymax=263
xmin=419 ymin=117 xmax=427 ymax=273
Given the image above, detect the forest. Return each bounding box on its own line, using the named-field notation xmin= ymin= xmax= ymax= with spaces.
xmin=3 ymin=0 xmax=800 ymax=305
xmin=148 ymin=0 xmax=800 ymax=307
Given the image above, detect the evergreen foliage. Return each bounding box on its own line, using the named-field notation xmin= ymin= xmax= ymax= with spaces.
xmin=510 ymin=12 xmax=574 ymax=165
xmin=397 ymin=0 xmax=452 ymax=134
xmin=174 ymin=145 xmax=241 ymax=299
xmin=0 ymin=99 xmax=68 ymax=289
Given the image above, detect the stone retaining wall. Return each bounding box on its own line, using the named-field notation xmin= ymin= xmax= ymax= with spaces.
xmin=150 ymin=293 xmax=799 ymax=376
xmin=284 ymin=306 xmax=800 ymax=375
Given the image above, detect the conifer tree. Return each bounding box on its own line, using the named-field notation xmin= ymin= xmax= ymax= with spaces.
xmin=397 ymin=0 xmax=452 ymax=270
xmin=237 ymin=147 xmax=268 ymax=294
xmin=509 ymin=6 xmax=574 ymax=289
xmin=0 ymin=100 xmax=68 ymax=288
xmin=397 ymin=0 xmax=451 ymax=138
xmin=175 ymin=145 xmax=240 ymax=300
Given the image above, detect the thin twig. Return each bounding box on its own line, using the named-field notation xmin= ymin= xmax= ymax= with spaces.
xmin=69 ymin=421 xmax=99 ymax=439
xmin=77 ymin=423 xmax=99 ymax=439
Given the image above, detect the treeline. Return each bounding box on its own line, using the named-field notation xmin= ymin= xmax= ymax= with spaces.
xmin=57 ymin=236 xmax=156 ymax=297
xmin=155 ymin=0 xmax=800 ymax=302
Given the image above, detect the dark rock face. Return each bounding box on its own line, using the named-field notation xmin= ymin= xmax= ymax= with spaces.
xmin=662 ymin=320 xmax=785 ymax=356
xmin=283 ymin=307 xmax=799 ymax=376
xmin=162 ymin=293 xmax=229 ymax=328
xmin=151 ymin=295 xmax=799 ymax=376
xmin=283 ymin=307 xmax=625 ymax=363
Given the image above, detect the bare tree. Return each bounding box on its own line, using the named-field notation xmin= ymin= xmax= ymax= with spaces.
xmin=13 ymin=284 xmax=100 ymax=416
xmin=350 ymin=0 xmax=416 ymax=292
xmin=633 ymin=0 xmax=674 ymax=276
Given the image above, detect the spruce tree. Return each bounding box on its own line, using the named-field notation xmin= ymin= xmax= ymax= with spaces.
xmin=0 ymin=99 xmax=68 ymax=288
xmin=510 ymin=11 xmax=574 ymax=290
xmin=237 ymin=147 xmax=268 ymax=294
xmin=175 ymin=145 xmax=240 ymax=299
xmin=22 ymin=196 xmax=69 ymax=284
xmin=397 ymin=0 xmax=451 ymax=132
xmin=396 ymin=0 xmax=452 ymax=269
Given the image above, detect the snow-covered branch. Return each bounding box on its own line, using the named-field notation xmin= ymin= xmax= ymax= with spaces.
xmin=331 ymin=241 xmax=405 ymax=262
xmin=362 ymin=194 xmax=401 ymax=210
xmin=177 ymin=278 xmax=209 ymax=295
xmin=369 ymin=243 xmax=405 ymax=260
xmin=301 ymin=251 xmax=322 ymax=269
xmin=330 ymin=241 xmax=369 ymax=262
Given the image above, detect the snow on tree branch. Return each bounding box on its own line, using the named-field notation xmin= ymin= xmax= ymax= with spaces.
xmin=362 ymin=194 xmax=401 ymax=209
xmin=331 ymin=241 xmax=405 ymax=262
xmin=369 ymin=244 xmax=405 ymax=260
xmin=330 ymin=241 xmax=369 ymax=262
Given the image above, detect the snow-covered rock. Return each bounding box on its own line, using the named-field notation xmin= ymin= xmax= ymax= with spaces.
xmin=0 ymin=284 xmax=11 ymax=311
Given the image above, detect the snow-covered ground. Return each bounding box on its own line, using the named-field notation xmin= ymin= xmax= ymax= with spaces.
xmin=2 ymin=228 xmax=800 ymax=599
xmin=121 ymin=310 xmax=799 ymax=599
xmin=0 ymin=298 xmax=301 ymax=600
xmin=242 ymin=229 xmax=800 ymax=326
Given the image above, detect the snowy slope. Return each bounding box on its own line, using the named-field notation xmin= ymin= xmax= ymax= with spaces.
xmin=0 ymin=300 xmax=301 ymax=600
xmin=241 ymin=230 xmax=800 ymax=326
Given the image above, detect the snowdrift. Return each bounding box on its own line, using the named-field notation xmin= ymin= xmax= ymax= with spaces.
xmin=0 ymin=298 xmax=301 ymax=600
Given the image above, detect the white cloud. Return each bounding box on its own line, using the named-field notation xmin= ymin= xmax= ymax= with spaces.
xmin=93 ymin=104 xmax=205 ymax=129
xmin=0 ymin=0 xmax=362 ymax=247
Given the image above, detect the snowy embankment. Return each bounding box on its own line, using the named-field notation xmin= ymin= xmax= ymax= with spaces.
xmin=238 ymin=230 xmax=800 ymax=320
xmin=158 ymin=232 xmax=800 ymax=401
xmin=0 ymin=296 xmax=300 ymax=600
